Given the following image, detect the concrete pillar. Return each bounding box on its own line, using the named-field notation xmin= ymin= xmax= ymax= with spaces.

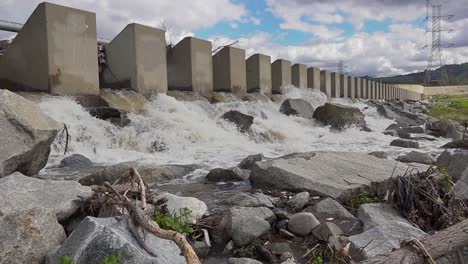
xmin=167 ymin=36 xmax=213 ymax=97
xmin=212 ymin=46 xmax=246 ymax=95
xmin=0 ymin=2 xmax=99 ymax=95
xmin=361 ymin=78 xmax=367 ymax=99
xmin=320 ymin=70 xmax=332 ymax=97
xmin=368 ymin=81 xmax=373 ymax=99
xmin=377 ymin=81 xmax=382 ymax=99
xmin=347 ymin=76 xmax=355 ymax=99
xmin=330 ymin=72 xmax=341 ymax=98
xmin=385 ymin=84 xmax=389 ymax=99
xmin=271 ymin=59 xmax=291 ymax=94
xmin=102 ymin=23 xmax=167 ymax=97
xmin=340 ymin=74 xmax=348 ymax=98
xmin=291 ymin=63 xmax=307 ymax=88
xmin=307 ymin=67 xmax=321 ymax=90
xmin=246 ymin=53 xmax=272 ymax=95
xmin=355 ymin=77 xmax=361 ymax=98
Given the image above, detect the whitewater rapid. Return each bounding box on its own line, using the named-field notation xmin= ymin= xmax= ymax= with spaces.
xmin=38 ymin=87 xmax=449 ymax=173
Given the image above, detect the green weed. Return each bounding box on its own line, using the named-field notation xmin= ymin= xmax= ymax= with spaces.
xmin=349 ymin=192 xmax=377 ymax=209
xmin=60 ymin=256 xmax=74 ymax=264
xmin=155 ymin=208 xmax=193 ymax=234
xmin=101 ymin=254 xmax=121 ymax=264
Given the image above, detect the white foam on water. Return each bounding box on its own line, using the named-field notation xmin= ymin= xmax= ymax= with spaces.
xmin=38 ymin=87 xmax=450 ymax=173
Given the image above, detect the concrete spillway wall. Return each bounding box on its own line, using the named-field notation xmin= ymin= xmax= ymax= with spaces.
xmin=0 ymin=2 xmax=422 ymax=101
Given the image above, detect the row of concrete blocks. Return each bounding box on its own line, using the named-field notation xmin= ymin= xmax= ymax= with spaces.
xmin=0 ymin=2 xmax=422 ymax=101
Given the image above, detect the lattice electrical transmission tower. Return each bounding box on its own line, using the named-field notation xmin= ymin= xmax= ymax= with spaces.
xmin=424 ymin=0 xmax=453 ymax=87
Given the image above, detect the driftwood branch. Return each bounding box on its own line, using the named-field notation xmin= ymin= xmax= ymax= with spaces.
xmin=212 ymin=40 xmax=240 ymax=54
xmin=362 ymin=218 xmax=468 ymax=264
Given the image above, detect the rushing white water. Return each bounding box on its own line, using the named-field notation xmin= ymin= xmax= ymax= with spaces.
xmin=38 ymin=86 xmax=449 ymax=172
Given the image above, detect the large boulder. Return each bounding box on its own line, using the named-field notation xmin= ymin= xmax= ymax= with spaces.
xmin=441 ymin=139 xmax=468 ymax=150
xmin=231 ymin=216 xmax=270 ymax=246
xmin=390 ymin=139 xmax=419 ymax=149
xmin=157 ymin=192 xmax=208 ymax=223
xmin=0 ymin=172 xmax=92 ymax=221
xmin=45 ymin=217 xmax=185 ymax=264
xmin=58 ymin=154 xmax=93 ymax=169
xmin=397 ymin=151 xmax=435 ymax=165
xmin=280 ymin=99 xmax=314 ymax=119
xmin=238 ymin=154 xmax=263 ymax=170
xmin=250 ymin=152 xmax=427 ymax=202
xmin=206 ymin=167 xmax=248 ymax=182
xmin=0 ymin=89 xmax=61 ymax=177
xmin=436 ymin=151 xmax=468 ymax=181
xmin=287 ymin=212 xmax=320 ymax=236
xmin=426 ymin=119 xmax=463 ymax=140
xmin=377 ymin=104 xmax=400 ymax=119
xmin=358 ymin=203 xmax=412 ymax=231
xmin=454 ymin=171 xmax=468 ymax=201
xmin=221 ymin=110 xmax=254 ymax=132
xmin=313 ymin=103 xmax=367 ymax=130
xmin=0 ymin=207 xmax=65 ymax=264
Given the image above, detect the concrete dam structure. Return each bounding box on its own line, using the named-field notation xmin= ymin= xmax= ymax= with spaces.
xmin=0 ymin=2 xmax=423 ymax=101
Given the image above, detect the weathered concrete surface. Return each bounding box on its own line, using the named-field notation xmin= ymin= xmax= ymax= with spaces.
xmin=361 ymin=78 xmax=368 ymax=99
xmin=320 ymin=70 xmax=332 ymax=97
xmin=246 ymin=54 xmax=272 ymax=95
xmin=369 ymin=81 xmax=375 ymax=99
xmin=355 ymin=77 xmax=362 ymax=98
xmin=0 ymin=207 xmax=65 ymax=264
xmin=250 ymin=151 xmax=427 ymax=202
xmin=213 ymin=46 xmax=246 ymax=96
xmin=347 ymin=76 xmax=355 ymax=99
xmin=330 ymin=72 xmax=341 ymax=98
xmin=102 ymin=23 xmax=167 ymax=97
xmin=307 ymin=67 xmax=321 ymax=90
xmin=0 ymin=172 xmax=92 ymax=221
xmin=0 ymin=90 xmax=61 ymax=176
xmin=46 ymin=217 xmax=185 ymax=264
xmin=167 ymin=37 xmax=213 ymax=97
xmin=271 ymin=59 xmax=292 ymax=94
xmin=339 ymin=74 xmax=348 ymax=98
xmin=0 ymin=2 xmax=99 ymax=95
xmin=291 ymin=63 xmax=307 ymax=88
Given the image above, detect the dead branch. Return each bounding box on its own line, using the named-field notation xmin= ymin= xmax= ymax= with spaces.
xmin=361 ymin=218 xmax=468 ymax=264
xmin=212 ymin=40 xmax=240 ymax=54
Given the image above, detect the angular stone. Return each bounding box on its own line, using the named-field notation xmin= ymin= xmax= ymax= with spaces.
xmin=0 ymin=90 xmax=61 ymax=176
xmin=306 ymin=198 xmax=360 ymax=235
xmin=157 ymin=192 xmax=207 ymax=223
xmin=250 ymin=152 xmax=427 ymax=202
xmin=229 ymin=206 xmax=276 ymax=224
xmin=358 ymin=203 xmax=411 ymax=231
xmin=397 ymin=151 xmax=435 ymax=165
xmin=441 ymin=139 xmax=468 ymax=150
xmin=400 ymin=126 xmax=425 ymax=133
xmin=0 ymin=172 xmax=92 ymax=221
xmin=313 ymin=103 xmax=367 ymax=130
xmin=288 ymin=212 xmax=320 ymax=236
xmin=222 ymin=110 xmax=254 ymax=132
xmin=286 ymin=191 xmax=309 ymax=211
xmin=58 ymin=154 xmax=93 ymax=169
xmin=231 ymin=216 xmax=270 ymax=246
xmin=454 ymin=171 xmax=468 ymax=201
xmin=312 ymin=222 xmax=342 ymax=242
xmin=390 ymin=139 xmax=420 ymax=149
xmin=206 ymin=167 xmax=248 ymax=182
xmin=223 ymin=192 xmax=274 ymax=208
xmin=238 ymin=154 xmax=263 ymax=170
xmin=280 ymin=99 xmax=314 ymax=119
xmin=368 ymin=151 xmax=388 ymax=159
xmin=0 ymin=207 xmax=65 ymax=264
xmin=437 ymin=152 xmax=468 ymax=181
xmin=45 ymin=217 xmax=185 ymax=264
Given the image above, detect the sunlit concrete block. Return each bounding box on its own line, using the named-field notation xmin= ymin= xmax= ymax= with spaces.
xmin=307 ymin=67 xmax=321 ymax=90
xmin=291 ymin=63 xmax=307 ymax=88
xmin=347 ymin=76 xmax=355 ymax=99
xmin=246 ymin=53 xmax=272 ymax=95
xmin=271 ymin=59 xmax=291 ymax=94
xmin=212 ymin=46 xmax=246 ymax=95
xmin=320 ymin=70 xmax=332 ymax=97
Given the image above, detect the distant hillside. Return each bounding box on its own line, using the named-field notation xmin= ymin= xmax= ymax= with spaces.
xmin=373 ymin=63 xmax=468 ymax=86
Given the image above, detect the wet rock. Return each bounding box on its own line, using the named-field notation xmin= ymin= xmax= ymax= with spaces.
xmin=223 ymin=192 xmax=274 ymax=208
xmin=287 ymin=212 xmax=320 ymax=236
xmin=313 ymin=103 xmax=367 ymax=130
xmin=377 ymin=104 xmax=400 ymax=119
xmin=167 ymin=90 xmax=210 ymax=102
xmin=396 ymin=130 xmax=411 ymax=139
xmin=78 ymin=162 xmax=201 ymax=185
xmin=368 ymin=151 xmax=387 ymax=159
xmin=438 ymin=152 xmax=468 ymax=181
xmin=358 ymin=203 xmax=412 ymax=231
xmin=286 ymin=191 xmax=309 ymax=211
xmin=273 ymin=208 xmax=291 ymax=220
xmin=221 ymin=110 xmax=254 ymax=132
xmin=100 ymin=89 xmax=147 ymax=113
xmin=441 ymin=139 xmax=468 ymax=149
xmin=275 ymin=219 xmax=289 ymax=230
xmin=426 ymin=119 xmax=463 ymax=140
xmin=89 ymin=106 xmax=130 ymax=127
xmin=45 ymin=217 xmax=185 ymax=264
xmin=229 ymin=206 xmax=276 ymax=224
xmin=58 ymin=154 xmax=93 ymax=169
xmin=348 ymin=221 xmax=426 ymax=260
xmin=243 ymin=93 xmax=271 ymax=102
xmin=390 ymin=138 xmax=420 ymax=148
xmin=206 ymin=167 xmax=248 ymax=182
xmin=454 ymin=171 xmax=468 ymax=201
xmin=250 ymin=151 xmax=427 ymax=202
xmin=238 ymin=154 xmax=263 ymax=170
xmin=279 ymin=229 xmax=296 ymax=239
xmin=306 ymin=198 xmax=361 ymax=235
xmin=228 ymin=258 xmax=263 ymax=264
xmin=280 ymin=99 xmax=315 ymax=119
xmin=231 ymin=216 xmax=270 ymax=246
xmin=400 ymin=126 xmax=425 ymax=133
xmin=0 ymin=172 xmax=92 ymax=221
xmin=436 ymin=150 xmax=452 ymax=168
xmin=397 ymin=151 xmax=435 ymax=165
xmin=157 ymin=192 xmax=207 ymax=223
xmin=0 ymin=89 xmax=61 ymax=177
xmin=312 ymin=222 xmax=342 ymax=242
xmin=385 ymin=123 xmax=400 ymax=131
xmin=0 ymin=207 xmax=65 ymax=264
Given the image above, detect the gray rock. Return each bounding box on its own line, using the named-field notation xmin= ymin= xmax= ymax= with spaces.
xmin=157 ymin=192 xmax=208 ymax=223
xmin=441 ymin=139 xmax=468 ymax=150
xmin=270 ymin=242 xmax=293 ymax=254
xmin=222 ymin=110 xmax=254 ymax=133
xmin=58 ymin=154 xmax=93 ymax=169
xmin=250 ymin=151 xmax=428 ymax=202
xmin=0 ymin=172 xmax=92 ymax=221
xmin=377 ymin=104 xmax=400 ymax=119
xmin=279 ymin=229 xmax=296 ymax=239
xmin=276 ymin=219 xmax=288 ymax=230
xmin=348 ymin=221 xmax=426 ymax=260
xmin=231 ymin=216 xmax=270 ymax=246
xmin=280 ymin=98 xmax=315 ymax=119
xmin=288 ymin=212 xmax=320 ymax=236
xmin=0 ymin=90 xmax=61 ymax=176
xmin=206 ymin=167 xmax=248 ymax=182
xmin=306 ymin=198 xmax=360 ymax=235
xmin=223 ymin=192 xmax=274 ymax=208
xmin=396 ymin=130 xmax=411 ymax=139
xmin=287 ymin=191 xmax=309 ymax=211
xmin=228 ymin=258 xmax=263 ymax=264
xmin=89 ymin=106 xmax=130 ymax=127
xmin=368 ymin=151 xmax=388 ymax=159
xmin=273 ymin=208 xmax=291 ymax=220
xmin=397 ymin=151 xmax=435 ymax=165
xmin=45 ymin=217 xmax=185 ymax=264
xmin=238 ymin=154 xmax=263 ymax=170
xmin=390 ymin=139 xmax=420 ymax=148
xmin=229 ymin=206 xmax=276 ymax=224
xmin=454 ymin=169 xmax=468 ymax=201
xmin=436 ymin=151 xmax=468 ymax=181
xmin=385 ymin=123 xmax=400 ymax=131
xmin=312 ymin=222 xmax=342 ymax=242
xmin=0 ymin=207 xmax=65 ymax=264
xmin=400 ymin=126 xmax=425 ymax=133
xmin=436 ymin=150 xmax=452 ymax=168
xmin=358 ymin=203 xmax=411 ymax=231
xmin=313 ymin=103 xmax=367 ymax=130
xmin=426 ymin=119 xmax=463 ymax=140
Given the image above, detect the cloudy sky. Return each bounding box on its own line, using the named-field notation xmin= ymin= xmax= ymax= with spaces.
xmin=1 ymin=0 xmax=468 ymax=77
